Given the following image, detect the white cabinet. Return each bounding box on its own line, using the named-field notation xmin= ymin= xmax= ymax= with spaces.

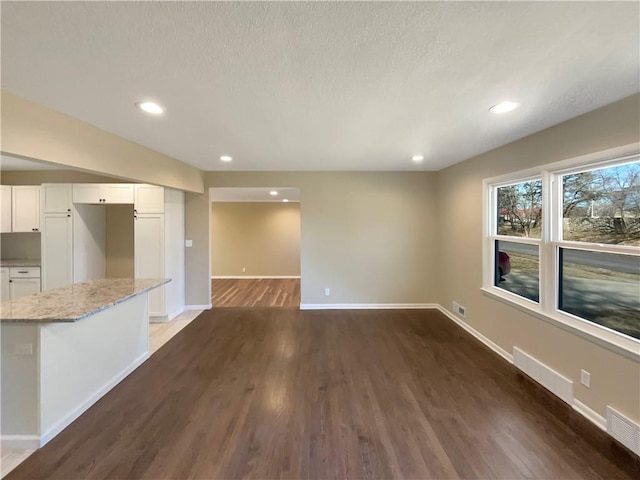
xmin=11 ymin=186 xmax=40 ymax=232
xmin=134 ymin=184 xmax=164 ymax=214
xmin=73 ymin=184 xmax=134 ymax=204
xmin=134 ymin=213 xmax=165 ymax=317
xmin=42 ymin=184 xmax=72 ymax=213
xmin=42 ymin=213 xmax=73 ymax=291
xmin=0 ymin=268 xmax=9 ymax=302
xmin=9 ymin=278 xmax=41 ymax=299
xmin=5 ymin=267 xmax=41 ymax=300
xmin=1 ymin=186 xmax=12 ymax=233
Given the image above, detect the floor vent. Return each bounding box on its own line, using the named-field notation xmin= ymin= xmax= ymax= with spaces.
xmin=606 ymin=406 xmax=640 ymax=457
xmin=513 ymin=347 xmax=574 ymax=405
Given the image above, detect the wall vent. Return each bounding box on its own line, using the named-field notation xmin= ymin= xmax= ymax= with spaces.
xmin=513 ymin=347 xmax=574 ymax=405
xmin=606 ymin=406 xmax=640 ymax=457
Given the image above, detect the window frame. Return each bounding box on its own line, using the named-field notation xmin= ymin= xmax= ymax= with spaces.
xmin=482 ymin=143 xmax=640 ymax=360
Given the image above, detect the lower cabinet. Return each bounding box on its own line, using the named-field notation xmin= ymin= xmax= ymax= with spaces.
xmin=0 ymin=268 xmax=9 ymax=302
xmin=1 ymin=267 xmax=41 ymax=301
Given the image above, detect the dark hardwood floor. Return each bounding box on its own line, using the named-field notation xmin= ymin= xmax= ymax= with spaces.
xmin=9 ymin=308 xmax=639 ymax=479
xmin=212 ymin=278 xmax=300 ymax=307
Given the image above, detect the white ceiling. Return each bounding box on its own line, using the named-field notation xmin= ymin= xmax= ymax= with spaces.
xmin=0 ymin=154 xmax=64 ymax=171
xmin=210 ymin=188 xmax=300 ymax=203
xmin=1 ymin=2 xmax=638 ymax=172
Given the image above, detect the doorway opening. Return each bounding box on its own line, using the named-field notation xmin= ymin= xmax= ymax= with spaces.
xmin=210 ymin=187 xmax=301 ymax=308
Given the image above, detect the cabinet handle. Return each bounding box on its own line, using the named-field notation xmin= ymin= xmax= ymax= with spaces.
xmin=67 ymin=214 xmax=71 ymax=217
xmin=67 ymin=208 xmax=71 ymax=212
xmin=17 ymin=271 xmax=28 ymax=274
xmin=9 ymin=280 xmax=12 ymax=283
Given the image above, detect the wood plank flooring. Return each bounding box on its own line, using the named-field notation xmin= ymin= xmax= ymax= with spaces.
xmin=212 ymin=278 xmax=300 ymax=307
xmin=7 ymin=308 xmax=639 ymax=479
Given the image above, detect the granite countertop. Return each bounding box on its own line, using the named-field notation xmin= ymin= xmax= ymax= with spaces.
xmin=0 ymin=278 xmax=170 ymax=323
xmin=1 ymin=258 xmax=42 ymax=267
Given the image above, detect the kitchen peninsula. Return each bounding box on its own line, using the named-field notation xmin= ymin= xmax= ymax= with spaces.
xmin=1 ymin=278 xmax=169 ymax=449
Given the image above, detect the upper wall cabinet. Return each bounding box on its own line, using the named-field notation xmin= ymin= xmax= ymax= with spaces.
xmin=12 ymin=186 xmax=41 ymax=232
xmin=134 ymin=184 xmax=165 ymax=214
xmin=42 ymin=184 xmax=72 ymax=213
xmin=73 ymin=184 xmax=134 ymax=204
xmin=1 ymin=186 xmax=11 ymax=233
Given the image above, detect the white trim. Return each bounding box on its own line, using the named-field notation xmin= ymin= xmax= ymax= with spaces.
xmin=481 ymin=287 xmax=640 ymax=361
xmin=573 ymin=399 xmax=607 ymax=431
xmin=167 ymin=306 xmax=186 ymax=322
xmin=435 ymin=305 xmax=514 ymax=363
xmin=39 ymin=352 xmax=150 ymax=447
xmin=185 ymin=304 xmax=212 ymax=310
xmin=300 ymin=303 xmax=438 ymax=310
xmin=212 ymin=275 xmax=301 ymax=279
xmin=0 ymin=435 xmax=40 ymax=450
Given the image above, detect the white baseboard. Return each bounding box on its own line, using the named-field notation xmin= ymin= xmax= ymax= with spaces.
xmin=300 ymin=303 xmax=439 ymax=310
xmin=167 ymin=306 xmax=186 ymax=322
xmin=574 ymin=399 xmax=607 ymax=431
xmin=39 ymin=351 xmax=150 ymax=447
xmin=185 ymin=304 xmax=212 ymax=310
xmin=434 ymin=305 xmax=514 ymax=363
xmin=0 ymin=435 xmax=40 ymax=449
xmin=212 ymin=275 xmax=300 ymax=279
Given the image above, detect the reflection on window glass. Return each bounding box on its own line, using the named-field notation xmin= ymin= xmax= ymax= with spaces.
xmin=562 ymin=161 xmax=640 ymax=246
xmin=495 ymin=240 xmax=539 ymax=303
xmin=497 ymin=180 xmax=543 ymax=239
xmin=559 ymin=249 xmax=640 ymax=340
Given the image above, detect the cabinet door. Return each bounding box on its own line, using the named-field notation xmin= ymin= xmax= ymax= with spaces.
xmin=42 ymin=184 xmax=72 ymax=213
xmin=42 ymin=213 xmax=73 ymax=291
xmin=9 ymin=278 xmax=41 ymax=300
xmin=72 ymin=184 xmax=102 ymax=204
xmin=12 ymin=186 xmax=40 ymax=232
xmin=104 ymin=184 xmax=134 ymax=204
xmin=134 ymin=184 xmax=164 ymax=213
xmin=0 ymin=268 xmax=9 ymax=302
xmin=0 ymin=186 xmax=11 ymax=233
xmin=134 ymin=213 xmax=165 ymax=317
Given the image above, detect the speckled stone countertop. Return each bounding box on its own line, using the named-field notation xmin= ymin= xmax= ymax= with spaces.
xmin=0 ymin=278 xmax=170 ymax=323
xmin=1 ymin=258 xmax=41 ymax=267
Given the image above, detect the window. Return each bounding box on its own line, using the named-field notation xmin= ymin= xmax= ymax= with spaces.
xmin=484 ymin=146 xmax=640 ymax=350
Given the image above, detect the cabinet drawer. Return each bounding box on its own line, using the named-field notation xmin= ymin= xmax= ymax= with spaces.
xmin=9 ymin=267 xmax=41 ymax=278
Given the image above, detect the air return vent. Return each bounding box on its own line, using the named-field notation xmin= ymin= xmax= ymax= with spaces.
xmin=606 ymin=406 xmax=640 ymax=457
xmin=513 ymin=347 xmax=574 ymax=405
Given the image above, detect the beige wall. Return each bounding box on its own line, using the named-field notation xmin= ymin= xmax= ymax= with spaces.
xmin=105 ymin=205 xmax=134 ymax=278
xmin=195 ymin=172 xmax=439 ymax=306
xmin=1 ymin=90 xmax=204 ymax=193
xmin=211 ymin=202 xmax=300 ymax=277
xmin=0 ymin=170 xmax=123 ymax=185
xmin=1 ymin=232 xmax=41 ymax=260
xmin=436 ymin=93 xmax=640 ymax=423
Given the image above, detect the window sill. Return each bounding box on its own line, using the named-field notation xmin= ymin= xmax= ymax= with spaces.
xmin=481 ymin=286 xmax=640 ymax=361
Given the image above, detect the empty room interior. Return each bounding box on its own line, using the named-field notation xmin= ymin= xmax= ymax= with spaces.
xmin=0 ymin=2 xmax=639 ymax=479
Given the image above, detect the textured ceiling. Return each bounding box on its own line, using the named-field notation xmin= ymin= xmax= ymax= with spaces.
xmin=1 ymin=2 xmax=638 ymax=172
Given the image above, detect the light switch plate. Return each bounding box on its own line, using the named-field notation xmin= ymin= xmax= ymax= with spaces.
xmin=185 ymin=240 xmax=193 ymax=247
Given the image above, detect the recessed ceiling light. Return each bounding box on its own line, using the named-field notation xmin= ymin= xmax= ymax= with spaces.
xmin=489 ymin=101 xmax=521 ymax=114
xmin=220 ymin=155 xmax=232 ymax=162
xmin=135 ymin=101 xmax=164 ymax=114
xmin=270 ymin=190 xmax=279 ymax=196
xmin=411 ymin=155 xmax=424 ymax=162
xmin=282 ymin=199 xmax=289 ymax=203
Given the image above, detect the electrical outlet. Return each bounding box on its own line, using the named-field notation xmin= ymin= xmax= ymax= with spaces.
xmin=185 ymin=239 xmax=193 ymax=247
xmin=14 ymin=343 xmax=33 ymax=355
xmin=580 ymin=369 xmax=591 ymax=388
xmin=324 ymin=288 xmax=330 ymax=296
xmin=453 ymin=301 xmax=466 ymax=318
xmin=242 ymin=267 xmax=246 ymax=273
